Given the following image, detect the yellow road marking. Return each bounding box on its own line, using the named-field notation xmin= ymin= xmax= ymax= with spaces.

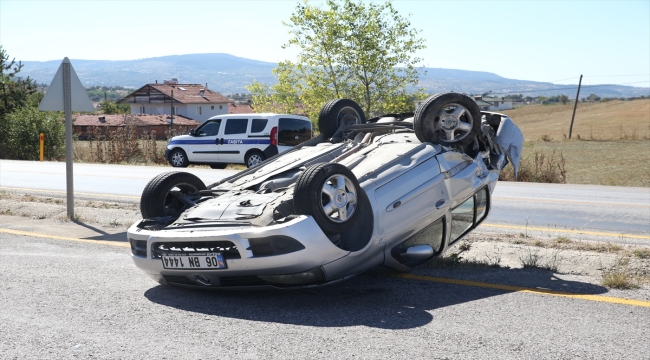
xmin=480 ymin=223 xmax=650 ymax=240
xmin=492 ymin=196 xmax=649 ymax=208
xmin=0 ymin=186 xmax=139 ymax=200
xmin=391 ymin=273 xmax=650 ymax=308
xmin=0 ymin=228 xmax=130 ymax=248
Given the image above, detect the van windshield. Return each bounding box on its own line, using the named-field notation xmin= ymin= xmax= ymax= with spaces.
xmin=194 ymin=120 xmax=221 ymax=136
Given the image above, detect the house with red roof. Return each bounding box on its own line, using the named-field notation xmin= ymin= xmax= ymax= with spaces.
xmin=117 ymin=79 xmax=232 ymax=122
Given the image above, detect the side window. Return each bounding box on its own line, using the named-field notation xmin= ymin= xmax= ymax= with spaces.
xmin=224 ymin=118 xmax=249 ymax=135
xmin=450 ymin=187 xmax=489 ymax=243
xmin=251 ymin=119 xmax=268 ymax=133
xmin=450 ymin=197 xmax=474 ymax=242
xmin=278 ymin=118 xmax=312 ymax=146
xmin=475 ymin=188 xmax=488 ymax=223
xmin=195 ymin=120 xmax=221 ymax=136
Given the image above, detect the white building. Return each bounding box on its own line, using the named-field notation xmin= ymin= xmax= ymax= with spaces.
xmin=473 ymin=96 xmax=513 ymax=111
xmin=118 ymin=81 xmax=231 ymax=123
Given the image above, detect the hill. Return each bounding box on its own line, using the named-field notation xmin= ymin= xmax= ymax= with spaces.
xmin=20 ymin=53 xmax=650 ymax=98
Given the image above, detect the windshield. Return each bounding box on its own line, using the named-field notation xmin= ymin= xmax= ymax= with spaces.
xmin=194 ymin=119 xmax=221 ymax=136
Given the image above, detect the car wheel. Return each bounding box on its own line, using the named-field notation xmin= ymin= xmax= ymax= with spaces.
xmin=318 ymin=99 xmax=366 ymax=139
xmin=293 ymin=163 xmax=361 ymax=234
xmin=140 ymin=171 xmax=206 ymax=219
xmin=169 ymin=148 xmax=189 ymax=168
xmin=413 ymin=92 xmax=481 ymax=147
xmin=209 ymin=163 xmax=228 ymax=169
xmin=245 ymin=151 xmax=265 ymax=168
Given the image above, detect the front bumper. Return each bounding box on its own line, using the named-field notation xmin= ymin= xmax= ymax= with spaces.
xmin=127 ymin=216 xmax=351 ymax=288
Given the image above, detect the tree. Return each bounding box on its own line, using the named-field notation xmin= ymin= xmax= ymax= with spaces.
xmin=0 ymin=46 xmax=42 ymax=156
xmin=0 ymin=46 xmax=37 ymax=117
xmin=98 ymin=99 xmax=129 ymax=114
xmin=587 ymin=94 xmax=601 ymax=102
xmin=2 ymin=105 xmax=64 ymax=160
xmin=247 ymin=0 xmax=426 ymax=123
xmin=558 ymin=94 xmax=569 ymax=105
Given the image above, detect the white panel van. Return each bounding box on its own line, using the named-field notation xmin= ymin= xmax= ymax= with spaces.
xmin=165 ymin=113 xmax=312 ymax=168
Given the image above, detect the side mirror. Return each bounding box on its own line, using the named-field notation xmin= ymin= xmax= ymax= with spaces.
xmin=189 ymin=129 xmax=196 ymax=136
xmin=400 ymin=245 xmax=434 ymax=267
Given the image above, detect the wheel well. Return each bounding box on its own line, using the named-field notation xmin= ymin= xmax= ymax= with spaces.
xmin=168 ymin=147 xmax=186 ymax=160
xmin=244 ymin=148 xmax=264 ymax=160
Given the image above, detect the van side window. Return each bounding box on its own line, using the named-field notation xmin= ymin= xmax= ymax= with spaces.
xmin=278 ymin=118 xmax=312 ymax=146
xmin=251 ymin=119 xmax=268 ymax=133
xmin=196 ymin=120 xmax=221 ymax=136
xmin=224 ymin=119 xmax=249 ymax=135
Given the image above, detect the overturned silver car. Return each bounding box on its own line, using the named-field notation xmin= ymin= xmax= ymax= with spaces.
xmin=127 ymin=92 xmax=523 ymax=289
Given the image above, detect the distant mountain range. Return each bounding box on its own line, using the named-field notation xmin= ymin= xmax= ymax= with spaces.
xmin=19 ymin=53 xmax=649 ymax=98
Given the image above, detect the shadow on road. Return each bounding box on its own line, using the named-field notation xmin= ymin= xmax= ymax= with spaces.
xmin=72 ymin=220 xmax=127 ymax=242
xmin=144 ymin=268 xmax=608 ymax=330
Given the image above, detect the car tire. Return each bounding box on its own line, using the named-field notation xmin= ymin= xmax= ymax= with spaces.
xmin=209 ymin=163 xmax=228 ymax=169
xmin=318 ymin=99 xmax=366 ymax=139
xmin=169 ymin=148 xmax=189 ymax=168
xmin=140 ymin=171 xmax=206 ymax=219
xmin=293 ymin=163 xmax=362 ymax=234
xmin=245 ymin=151 xmax=265 ymax=168
xmin=413 ymin=92 xmax=481 ymax=147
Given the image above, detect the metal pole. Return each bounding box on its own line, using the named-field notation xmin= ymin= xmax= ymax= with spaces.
xmin=170 ymin=90 xmax=174 ymax=130
xmin=63 ymin=62 xmax=74 ymax=219
xmin=569 ymin=74 xmax=583 ymax=139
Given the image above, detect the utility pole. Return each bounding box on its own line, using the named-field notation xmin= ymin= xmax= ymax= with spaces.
xmin=569 ymin=74 xmax=583 ymax=139
xmin=170 ymin=89 xmax=174 ymax=131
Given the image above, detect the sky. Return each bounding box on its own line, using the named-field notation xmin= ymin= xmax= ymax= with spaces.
xmin=1 ymin=0 xmax=649 ymax=87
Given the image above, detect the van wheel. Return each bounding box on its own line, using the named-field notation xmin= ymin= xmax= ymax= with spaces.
xmin=140 ymin=172 xmax=206 ymax=219
xmin=245 ymin=151 xmax=265 ymax=168
xmin=318 ymin=99 xmax=366 ymax=139
xmin=169 ymin=148 xmax=189 ymax=168
xmin=293 ymin=163 xmax=361 ymax=234
xmin=209 ymin=164 xmax=228 ymax=169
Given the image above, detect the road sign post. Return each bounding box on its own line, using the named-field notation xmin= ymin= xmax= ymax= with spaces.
xmin=38 ymin=57 xmax=94 ymax=219
xmin=39 ymin=133 xmax=44 ymax=162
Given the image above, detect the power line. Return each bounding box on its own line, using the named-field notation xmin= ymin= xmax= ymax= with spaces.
xmin=584 ymin=74 xmax=650 ymax=78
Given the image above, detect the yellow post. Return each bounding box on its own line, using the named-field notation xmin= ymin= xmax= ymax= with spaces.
xmin=39 ymin=133 xmax=44 ymax=162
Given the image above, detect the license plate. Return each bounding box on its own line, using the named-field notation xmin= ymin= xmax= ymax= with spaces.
xmin=161 ymin=252 xmax=226 ymax=269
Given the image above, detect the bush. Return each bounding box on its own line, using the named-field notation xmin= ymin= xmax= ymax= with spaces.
xmin=499 ymin=149 xmax=567 ymax=183
xmin=0 ymin=106 xmax=65 ymax=160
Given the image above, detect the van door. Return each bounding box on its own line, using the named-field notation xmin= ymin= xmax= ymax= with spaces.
xmin=188 ymin=119 xmax=221 ymax=162
xmin=219 ymin=118 xmax=250 ymax=163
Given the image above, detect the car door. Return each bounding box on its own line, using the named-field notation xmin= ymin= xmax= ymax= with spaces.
xmin=188 ymin=119 xmax=221 ymax=162
xmin=219 ymin=118 xmax=250 ymax=163
xmin=374 ymin=157 xmax=450 ymax=241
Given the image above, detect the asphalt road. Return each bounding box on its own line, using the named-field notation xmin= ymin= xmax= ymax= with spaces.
xmin=1 ymin=232 xmax=649 ymax=359
xmin=1 ymin=160 xmax=648 ymax=237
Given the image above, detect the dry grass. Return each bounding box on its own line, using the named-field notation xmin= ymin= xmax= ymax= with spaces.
xmin=601 ymin=258 xmax=642 ymax=289
xmin=502 ymin=99 xmax=650 ymax=141
xmin=497 ymin=100 xmax=650 ymax=187
xmin=499 ymin=148 xmax=567 ymax=183
xmin=523 ymin=140 xmax=650 ymax=187
xmin=73 ymin=125 xmax=168 ymax=165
